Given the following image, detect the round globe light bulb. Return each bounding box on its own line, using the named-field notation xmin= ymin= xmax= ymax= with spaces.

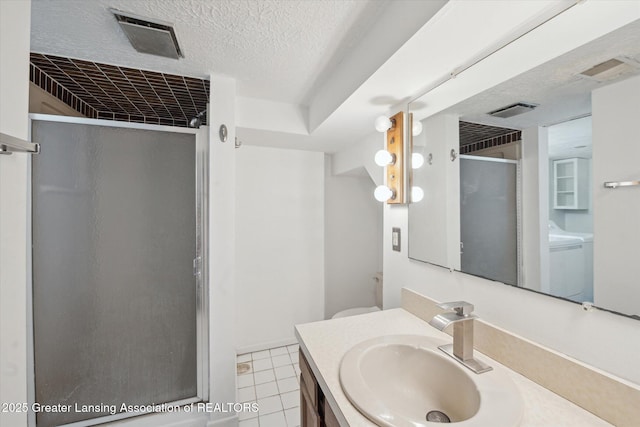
xmin=374 ymin=149 xmax=395 ymax=166
xmin=375 ymin=116 xmax=392 ymax=133
xmin=412 ymin=153 xmax=425 ymax=169
xmin=412 ymin=121 xmax=423 ymax=136
xmin=374 ymin=185 xmax=394 ymax=202
xmin=411 ymin=186 xmax=424 ymax=203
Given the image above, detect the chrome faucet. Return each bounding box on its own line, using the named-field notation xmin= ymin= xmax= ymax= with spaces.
xmin=429 ymin=301 xmax=492 ymax=374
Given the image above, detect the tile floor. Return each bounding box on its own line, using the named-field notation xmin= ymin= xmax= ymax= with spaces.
xmin=236 ymin=344 xmax=301 ymax=427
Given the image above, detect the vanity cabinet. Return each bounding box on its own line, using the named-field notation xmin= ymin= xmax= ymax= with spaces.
xmin=553 ymin=157 xmax=589 ymax=209
xmin=300 ymin=352 xmax=340 ymax=427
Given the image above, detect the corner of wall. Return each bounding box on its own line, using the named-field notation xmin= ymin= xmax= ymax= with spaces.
xmin=208 ymin=74 xmax=238 ymax=422
xmin=332 ymin=131 xmax=384 ymax=185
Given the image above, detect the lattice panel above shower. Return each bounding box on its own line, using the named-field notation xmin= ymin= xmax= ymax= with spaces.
xmin=30 ymin=53 xmax=210 ymax=127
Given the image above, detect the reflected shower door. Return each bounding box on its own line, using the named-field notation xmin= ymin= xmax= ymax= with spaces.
xmin=460 ymin=156 xmax=518 ymax=286
xmin=31 ymin=120 xmax=198 ymax=427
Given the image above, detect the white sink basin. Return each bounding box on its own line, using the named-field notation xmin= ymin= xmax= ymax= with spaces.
xmin=339 ymin=335 xmax=523 ymax=426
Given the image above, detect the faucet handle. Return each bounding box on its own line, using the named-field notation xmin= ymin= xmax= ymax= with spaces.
xmin=436 ymin=301 xmax=474 ymax=317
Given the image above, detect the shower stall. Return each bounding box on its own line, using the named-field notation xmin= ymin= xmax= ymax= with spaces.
xmin=27 ymin=114 xmax=209 ymax=427
xmin=460 ymin=155 xmax=520 ymax=286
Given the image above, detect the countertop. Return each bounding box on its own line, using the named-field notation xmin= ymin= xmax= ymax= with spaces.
xmin=295 ymin=308 xmax=612 ymax=427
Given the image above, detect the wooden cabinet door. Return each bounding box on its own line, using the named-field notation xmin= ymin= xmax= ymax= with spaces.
xmin=301 ymin=375 xmax=320 ymax=427
xmin=322 ymin=396 xmax=340 ymax=427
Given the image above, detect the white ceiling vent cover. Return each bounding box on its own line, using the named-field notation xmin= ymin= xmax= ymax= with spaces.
xmin=577 ymin=57 xmax=640 ymax=82
xmin=110 ymin=9 xmax=183 ymax=59
xmin=488 ymin=102 xmax=538 ymax=119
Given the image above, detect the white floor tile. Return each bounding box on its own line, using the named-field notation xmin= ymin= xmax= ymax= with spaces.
xmin=254 ymin=369 xmax=276 ymax=385
xmin=289 ymin=351 xmax=299 ymax=364
xmin=238 ymin=404 xmax=258 ymax=421
xmin=277 ymin=377 xmax=299 ymax=394
xmin=269 ymin=346 xmax=288 ymax=357
xmin=257 ymin=395 xmax=283 ymax=415
xmin=260 ymin=410 xmax=286 ymax=427
xmin=237 ymin=353 xmax=251 ymax=363
xmin=237 ymin=373 xmax=254 ymax=388
xmin=238 ymin=386 xmax=256 ymax=403
xmin=280 ymin=390 xmax=300 ymax=409
xmin=238 ymin=417 xmax=259 ymax=427
xmin=285 ymin=407 xmax=301 ymax=427
xmin=252 ymin=357 xmax=273 ymax=372
xmin=272 ymin=354 xmax=292 ymax=368
xmin=252 ymin=349 xmax=271 ymax=360
xmin=255 ymin=381 xmax=279 ymax=399
xmin=275 ymin=364 xmax=296 ymax=380
xmin=235 ymin=344 xmax=306 ymax=427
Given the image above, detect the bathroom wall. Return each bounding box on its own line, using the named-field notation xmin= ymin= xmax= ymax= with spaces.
xmin=592 ymin=74 xmax=640 ymax=317
xmin=331 ymin=131 xmax=383 ymax=185
xmin=235 ymin=145 xmax=325 ymax=353
xmin=0 ymin=2 xmax=31 ymax=426
xmin=324 ymin=155 xmax=382 ymax=318
xmin=208 ymin=75 xmax=239 ymax=426
xmin=521 ymin=127 xmax=549 ymax=293
xmin=384 ymin=201 xmax=640 ymax=385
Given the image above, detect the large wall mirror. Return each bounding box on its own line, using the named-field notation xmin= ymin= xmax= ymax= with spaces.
xmin=409 ymin=19 xmax=640 ymax=319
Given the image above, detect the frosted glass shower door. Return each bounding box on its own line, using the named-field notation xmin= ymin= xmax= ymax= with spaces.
xmin=31 ymin=120 xmax=199 ymax=427
xmin=460 ymin=156 xmax=519 ymax=286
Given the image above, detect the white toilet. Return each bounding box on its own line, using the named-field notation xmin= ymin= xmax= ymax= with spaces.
xmin=331 ymin=273 xmax=383 ymax=319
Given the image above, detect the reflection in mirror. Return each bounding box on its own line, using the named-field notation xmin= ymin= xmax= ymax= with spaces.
xmin=460 ymin=155 xmax=518 ymax=286
xmin=409 ymin=114 xmax=459 ymax=270
xmin=408 ymin=20 xmax=640 ymax=319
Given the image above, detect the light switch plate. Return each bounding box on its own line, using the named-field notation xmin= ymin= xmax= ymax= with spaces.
xmin=392 ymin=227 xmax=401 ymax=252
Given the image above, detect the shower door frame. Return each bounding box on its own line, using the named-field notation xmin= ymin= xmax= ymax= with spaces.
xmin=25 ymin=114 xmax=210 ymax=427
xmin=459 ymin=154 xmax=523 ymax=287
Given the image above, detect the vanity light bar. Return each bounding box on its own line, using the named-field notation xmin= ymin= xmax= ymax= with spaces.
xmin=385 ymin=111 xmax=405 ymax=204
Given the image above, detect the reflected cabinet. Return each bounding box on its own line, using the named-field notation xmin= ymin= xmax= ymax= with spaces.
xmin=553 ymin=158 xmax=589 ymax=210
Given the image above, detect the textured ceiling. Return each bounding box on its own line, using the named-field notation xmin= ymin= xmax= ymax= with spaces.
xmin=447 ymin=20 xmax=640 ymax=130
xmin=30 ymin=0 xmax=387 ymax=105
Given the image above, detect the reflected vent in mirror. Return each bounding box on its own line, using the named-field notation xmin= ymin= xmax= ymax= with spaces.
xmin=488 ymin=103 xmax=537 ymax=119
xmin=577 ymin=57 xmax=640 ymax=82
xmin=110 ymin=8 xmax=183 ymax=59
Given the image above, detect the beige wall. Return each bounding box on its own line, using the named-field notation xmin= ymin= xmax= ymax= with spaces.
xmin=0 ymin=1 xmax=31 ymax=426
xmin=29 ymin=82 xmax=85 ymax=117
xmin=468 ymin=140 xmax=520 ymax=160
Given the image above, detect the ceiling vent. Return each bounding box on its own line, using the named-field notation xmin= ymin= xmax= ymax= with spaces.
xmin=577 ymin=57 xmax=640 ymax=82
xmin=110 ymin=9 xmax=183 ymax=59
xmin=488 ymin=103 xmax=537 ymax=119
